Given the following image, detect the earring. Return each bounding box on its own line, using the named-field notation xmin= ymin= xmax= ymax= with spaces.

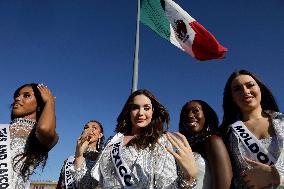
xmin=97 ymin=138 xmax=101 ymax=150
xmin=206 ymin=126 xmax=211 ymax=132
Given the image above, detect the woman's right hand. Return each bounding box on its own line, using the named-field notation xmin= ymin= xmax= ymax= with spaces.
xmin=74 ymin=129 xmax=94 ymax=170
xmin=75 ymin=130 xmax=93 ymax=157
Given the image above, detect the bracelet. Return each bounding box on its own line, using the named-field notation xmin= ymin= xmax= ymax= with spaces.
xmin=179 ymin=178 xmax=197 ymax=189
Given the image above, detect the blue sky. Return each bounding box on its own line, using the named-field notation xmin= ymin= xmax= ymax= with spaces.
xmin=0 ymin=0 xmax=284 ymax=182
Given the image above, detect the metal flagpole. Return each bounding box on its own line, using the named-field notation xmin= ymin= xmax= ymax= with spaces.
xmin=131 ymin=0 xmax=140 ymax=93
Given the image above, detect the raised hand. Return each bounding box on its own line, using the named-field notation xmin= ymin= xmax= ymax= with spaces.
xmin=165 ymin=132 xmax=197 ymax=183
xmin=37 ymin=84 xmax=55 ymax=104
xmin=242 ymin=158 xmax=280 ymax=188
xmin=75 ymin=129 xmax=94 ymax=157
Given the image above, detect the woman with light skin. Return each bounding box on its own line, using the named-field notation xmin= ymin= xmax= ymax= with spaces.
xmin=179 ymin=100 xmax=232 ymax=189
xmin=220 ymin=69 xmax=282 ymax=188
xmin=92 ymin=89 xmax=197 ymax=188
xmin=2 ymin=83 xmax=58 ymax=188
xmin=57 ymin=120 xmax=104 ymax=189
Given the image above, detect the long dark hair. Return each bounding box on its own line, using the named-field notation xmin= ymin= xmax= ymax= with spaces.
xmin=116 ymin=89 xmax=170 ymax=149
xmin=11 ymin=83 xmax=49 ymax=180
xmin=220 ymin=69 xmax=279 ymax=137
xmin=179 ymin=100 xmax=219 ymax=152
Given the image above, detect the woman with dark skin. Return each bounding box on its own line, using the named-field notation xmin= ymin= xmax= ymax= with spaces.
xmin=179 ymin=100 xmax=232 ymax=189
xmin=2 ymin=83 xmax=58 ymax=188
xmin=220 ymin=69 xmax=282 ymax=188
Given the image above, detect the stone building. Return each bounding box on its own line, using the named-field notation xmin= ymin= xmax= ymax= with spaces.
xmin=30 ymin=180 xmax=57 ymax=189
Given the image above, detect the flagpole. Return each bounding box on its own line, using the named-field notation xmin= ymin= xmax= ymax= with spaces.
xmin=131 ymin=0 xmax=140 ymax=93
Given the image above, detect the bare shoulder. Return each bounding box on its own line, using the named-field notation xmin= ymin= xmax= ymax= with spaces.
xmin=206 ymin=135 xmax=225 ymax=146
xmin=205 ymin=135 xmax=228 ymax=155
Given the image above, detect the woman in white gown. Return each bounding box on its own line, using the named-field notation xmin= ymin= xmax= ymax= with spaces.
xmin=220 ymin=69 xmax=282 ymax=188
xmin=92 ymin=89 xmax=198 ymax=188
xmin=2 ymin=83 xmax=58 ymax=188
xmin=179 ymin=100 xmax=232 ymax=189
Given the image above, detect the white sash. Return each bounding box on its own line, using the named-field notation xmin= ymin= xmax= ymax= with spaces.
xmin=231 ymin=121 xmax=276 ymax=165
xmin=92 ymin=133 xmax=123 ymax=181
xmin=64 ymin=156 xmax=76 ymax=189
xmin=111 ymin=136 xmax=134 ymax=188
xmin=0 ymin=124 xmax=12 ymax=189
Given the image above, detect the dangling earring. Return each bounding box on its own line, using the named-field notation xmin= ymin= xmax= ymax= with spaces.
xmin=37 ymin=107 xmax=41 ymax=112
xmin=206 ymin=125 xmax=211 ymax=132
xmin=96 ymin=138 xmax=101 ymax=151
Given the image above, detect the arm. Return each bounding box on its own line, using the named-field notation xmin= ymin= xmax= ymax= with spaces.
xmin=274 ymin=160 xmax=284 ymax=188
xmin=204 ymin=135 xmax=232 ymax=189
xmin=35 ymin=84 xmax=58 ymax=149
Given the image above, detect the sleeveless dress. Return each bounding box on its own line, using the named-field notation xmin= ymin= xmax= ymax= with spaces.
xmin=193 ymin=152 xmax=211 ymax=189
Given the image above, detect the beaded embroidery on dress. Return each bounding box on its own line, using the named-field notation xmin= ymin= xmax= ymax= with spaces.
xmin=9 ymin=118 xmax=36 ymax=189
xmin=67 ymin=148 xmax=100 ymax=189
xmin=96 ymin=135 xmax=180 ymax=189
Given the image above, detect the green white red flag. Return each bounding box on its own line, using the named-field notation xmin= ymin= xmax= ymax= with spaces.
xmin=140 ymin=0 xmax=228 ymax=61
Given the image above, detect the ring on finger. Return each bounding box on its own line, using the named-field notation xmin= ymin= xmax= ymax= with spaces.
xmin=173 ymin=146 xmax=180 ymax=152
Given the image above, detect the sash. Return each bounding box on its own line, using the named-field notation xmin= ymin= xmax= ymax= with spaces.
xmin=64 ymin=156 xmax=76 ymax=189
xmin=0 ymin=124 xmax=12 ymax=189
xmin=111 ymin=136 xmax=133 ymax=188
xmin=231 ymin=121 xmax=276 ymax=165
xmin=92 ymin=133 xmax=123 ymax=181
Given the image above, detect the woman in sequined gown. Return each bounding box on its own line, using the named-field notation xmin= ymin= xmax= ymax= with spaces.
xmin=220 ymin=69 xmax=282 ymax=188
xmin=179 ymin=100 xmax=232 ymax=189
xmin=8 ymin=83 xmax=58 ymax=188
xmin=92 ymin=89 xmax=197 ymax=188
xmin=57 ymin=120 xmax=104 ymax=189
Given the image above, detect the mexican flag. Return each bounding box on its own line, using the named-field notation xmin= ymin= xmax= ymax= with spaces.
xmin=140 ymin=0 xmax=228 ymax=61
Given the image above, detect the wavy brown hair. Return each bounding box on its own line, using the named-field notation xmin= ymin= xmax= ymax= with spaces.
xmin=220 ymin=69 xmax=279 ymax=138
xmin=115 ymin=89 xmax=170 ymax=149
xmin=11 ymin=83 xmax=49 ymax=180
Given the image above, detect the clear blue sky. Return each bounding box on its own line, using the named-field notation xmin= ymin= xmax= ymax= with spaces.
xmin=0 ymin=0 xmax=283 ymax=182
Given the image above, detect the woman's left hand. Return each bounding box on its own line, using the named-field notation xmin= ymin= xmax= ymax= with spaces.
xmin=37 ymin=84 xmax=55 ymax=104
xmin=242 ymin=158 xmax=279 ymax=188
xmin=165 ymin=132 xmax=197 ymax=181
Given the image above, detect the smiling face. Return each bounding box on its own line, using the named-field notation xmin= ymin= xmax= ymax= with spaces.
xmin=231 ymin=74 xmax=262 ymax=113
xmin=12 ymin=86 xmax=37 ymax=120
xmin=183 ymin=101 xmax=206 ymax=133
xmin=130 ymin=94 xmax=153 ymax=134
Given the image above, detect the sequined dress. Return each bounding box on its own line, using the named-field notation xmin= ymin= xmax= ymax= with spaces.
xmin=193 ymin=152 xmax=211 ymax=189
xmin=63 ymin=150 xmax=99 ymax=188
xmin=93 ymin=135 xmax=181 ymax=189
xmin=227 ymin=111 xmax=284 ymax=188
xmin=9 ymin=118 xmax=36 ymax=188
